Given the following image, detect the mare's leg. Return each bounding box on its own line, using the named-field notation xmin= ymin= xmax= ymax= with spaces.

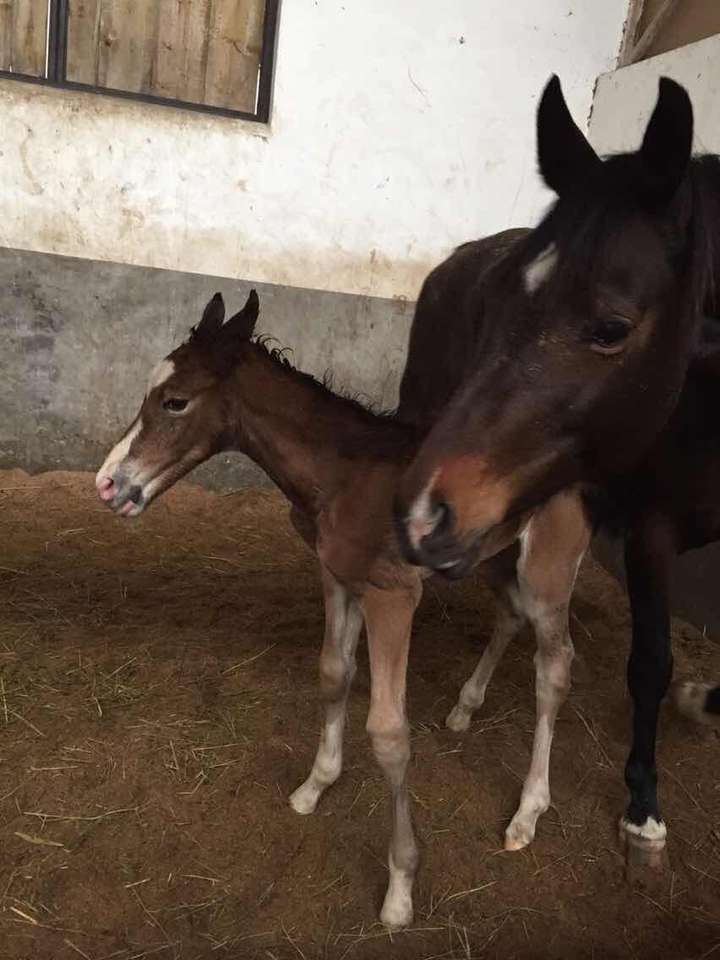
xmin=674 ymin=682 xmax=720 ymax=728
xmin=446 ymin=562 xmax=526 ymax=731
xmin=620 ymin=517 xmax=675 ymax=866
xmin=505 ymin=489 xmax=591 ymax=851
xmin=362 ymin=582 xmax=421 ymax=930
xmin=290 ymin=566 xmax=363 ymax=815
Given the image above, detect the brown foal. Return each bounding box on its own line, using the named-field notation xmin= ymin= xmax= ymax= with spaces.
xmin=96 ymin=290 xmax=590 ymax=927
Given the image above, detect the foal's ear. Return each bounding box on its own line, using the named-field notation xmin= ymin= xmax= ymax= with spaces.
xmin=639 ymin=77 xmax=693 ymax=207
xmin=224 ymin=289 xmax=260 ymax=342
xmin=197 ymin=292 xmax=226 ymax=339
xmin=537 ymin=75 xmax=601 ymax=196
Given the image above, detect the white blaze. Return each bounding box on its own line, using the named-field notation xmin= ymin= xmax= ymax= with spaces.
xmin=147 ymin=358 xmax=175 ymax=393
xmin=96 ymin=417 xmax=142 ymax=484
xmin=523 ymin=244 xmax=558 ymax=294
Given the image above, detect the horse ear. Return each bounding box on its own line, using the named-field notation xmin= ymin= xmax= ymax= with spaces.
xmin=224 ymin=289 xmax=260 ymax=342
xmin=197 ymin=292 xmax=226 ymax=339
xmin=639 ymin=77 xmax=693 ymax=206
xmin=537 ymin=75 xmax=601 ymax=196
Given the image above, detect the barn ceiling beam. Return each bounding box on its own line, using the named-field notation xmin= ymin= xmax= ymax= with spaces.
xmin=618 ymin=0 xmax=681 ymax=67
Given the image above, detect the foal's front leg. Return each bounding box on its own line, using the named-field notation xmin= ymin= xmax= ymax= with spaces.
xmin=290 ymin=566 xmax=363 ymax=815
xmin=362 ymin=581 xmax=421 ymax=930
xmin=505 ymin=490 xmax=590 ymax=851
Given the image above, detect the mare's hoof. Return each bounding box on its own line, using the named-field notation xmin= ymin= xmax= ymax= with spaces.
xmin=619 ymin=816 xmax=667 ymax=871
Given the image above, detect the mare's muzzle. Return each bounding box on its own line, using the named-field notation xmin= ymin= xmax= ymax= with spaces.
xmin=393 ymin=494 xmax=480 ymax=579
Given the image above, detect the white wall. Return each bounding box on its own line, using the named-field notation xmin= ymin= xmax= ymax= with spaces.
xmin=0 ymin=0 xmax=627 ymax=301
xmin=590 ymin=34 xmax=720 ymax=154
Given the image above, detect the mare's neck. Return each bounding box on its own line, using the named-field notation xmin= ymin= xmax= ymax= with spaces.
xmin=223 ymin=345 xmax=411 ymax=516
xmin=693 ymin=156 xmax=720 ymax=316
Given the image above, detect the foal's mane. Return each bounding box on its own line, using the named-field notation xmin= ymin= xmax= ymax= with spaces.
xmin=186 ymin=321 xmax=419 ymax=454
xmin=251 ymin=334 xmax=401 ymax=423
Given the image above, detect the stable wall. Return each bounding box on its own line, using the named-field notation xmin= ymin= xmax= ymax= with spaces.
xmin=0 ymin=1 xmax=627 ymax=485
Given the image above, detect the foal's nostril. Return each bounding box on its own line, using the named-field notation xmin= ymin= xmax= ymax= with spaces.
xmin=128 ymin=484 xmax=144 ymax=505
xmin=96 ymin=476 xmax=115 ymax=501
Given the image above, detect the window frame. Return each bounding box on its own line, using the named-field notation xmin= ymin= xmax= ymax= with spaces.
xmin=0 ymin=0 xmax=279 ymax=123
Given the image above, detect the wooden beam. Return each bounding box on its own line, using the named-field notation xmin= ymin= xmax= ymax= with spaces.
xmin=628 ymin=0 xmax=681 ymax=65
xmin=618 ymin=0 xmax=645 ymax=67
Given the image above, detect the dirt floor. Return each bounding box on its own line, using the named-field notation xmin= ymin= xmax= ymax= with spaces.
xmin=0 ymin=469 xmax=719 ymax=960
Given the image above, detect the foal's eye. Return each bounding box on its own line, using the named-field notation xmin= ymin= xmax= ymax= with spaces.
xmin=162 ymin=398 xmax=189 ymax=413
xmin=589 ymin=316 xmax=633 ymax=356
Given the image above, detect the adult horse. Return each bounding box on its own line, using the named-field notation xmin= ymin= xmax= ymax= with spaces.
xmin=396 ymin=75 xmax=720 ymax=865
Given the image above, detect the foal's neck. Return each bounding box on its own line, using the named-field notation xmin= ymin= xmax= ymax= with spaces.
xmin=224 ymin=344 xmax=413 ymax=516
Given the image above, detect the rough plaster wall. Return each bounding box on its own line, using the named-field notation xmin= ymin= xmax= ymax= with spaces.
xmin=589 ymin=38 xmax=720 ymax=636
xmin=0 ymin=0 xmax=627 ymax=302
xmin=0 ymin=247 xmax=412 ymax=488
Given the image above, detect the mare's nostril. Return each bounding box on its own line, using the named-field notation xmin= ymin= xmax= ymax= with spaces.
xmin=128 ymin=484 xmax=143 ymax=505
xmin=427 ymin=497 xmax=454 ymax=542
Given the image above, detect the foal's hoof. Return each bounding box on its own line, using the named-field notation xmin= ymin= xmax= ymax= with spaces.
xmin=289 ymin=781 xmax=321 ymax=815
xmin=446 ymin=704 xmax=472 ymax=733
xmin=673 ymin=681 xmax=719 ymax=728
xmin=504 ymin=817 xmax=535 ymax=852
xmin=619 ymin=816 xmax=667 ymax=870
xmin=380 ymin=893 xmax=413 ymax=931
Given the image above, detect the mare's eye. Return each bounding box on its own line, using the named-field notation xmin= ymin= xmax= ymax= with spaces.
xmin=589 ymin=316 xmax=633 ymax=356
xmin=163 ymin=398 xmax=189 ymax=413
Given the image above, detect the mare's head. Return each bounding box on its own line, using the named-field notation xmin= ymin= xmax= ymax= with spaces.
xmin=96 ymin=290 xmax=259 ymax=516
xmin=397 ymin=75 xmax=707 ymax=577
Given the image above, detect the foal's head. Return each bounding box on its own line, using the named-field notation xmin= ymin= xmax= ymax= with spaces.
xmin=96 ymin=291 xmax=259 ymax=516
xmin=397 ymin=75 xmax=706 ymax=576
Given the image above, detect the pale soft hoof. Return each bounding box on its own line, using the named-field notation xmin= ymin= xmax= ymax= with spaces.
xmin=380 ymin=893 xmax=413 ymax=930
xmin=672 ymin=681 xmax=719 ymax=727
xmin=619 ymin=817 xmax=667 ymax=870
xmin=504 ymin=818 xmax=535 ymax=851
xmin=289 ymin=782 xmax=320 ymax=815
xmin=445 ymin=704 xmax=472 ymax=732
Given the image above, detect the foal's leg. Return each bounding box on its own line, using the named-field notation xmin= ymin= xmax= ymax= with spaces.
xmin=290 ymin=567 xmax=363 ymax=815
xmin=674 ymin=682 xmax=720 ymax=729
xmin=446 ymin=579 xmax=526 ymax=732
xmin=620 ymin=517 xmax=675 ymax=867
xmin=362 ymin=582 xmax=420 ymax=930
xmin=505 ymin=490 xmax=591 ymax=851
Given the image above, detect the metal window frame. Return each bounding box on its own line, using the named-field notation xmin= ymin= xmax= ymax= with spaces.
xmin=0 ymin=0 xmax=279 ymax=123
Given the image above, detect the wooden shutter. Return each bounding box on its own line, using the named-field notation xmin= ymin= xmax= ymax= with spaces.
xmin=66 ymin=0 xmax=266 ymax=113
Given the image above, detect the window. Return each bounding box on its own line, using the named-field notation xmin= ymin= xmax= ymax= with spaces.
xmin=0 ymin=0 xmax=279 ymax=122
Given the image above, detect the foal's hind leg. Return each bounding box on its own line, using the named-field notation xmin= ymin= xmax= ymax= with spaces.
xmin=505 ymin=491 xmax=590 ymax=851
xmin=362 ymin=582 xmax=421 ymax=930
xmin=446 ymin=571 xmax=526 ymax=732
xmin=290 ymin=566 xmax=363 ymax=815
xmin=674 ymin=682 xmax=720 ymax=729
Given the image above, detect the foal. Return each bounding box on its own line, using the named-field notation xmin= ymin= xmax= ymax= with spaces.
xmin=96 ymin=290 xmax=590 ymax=926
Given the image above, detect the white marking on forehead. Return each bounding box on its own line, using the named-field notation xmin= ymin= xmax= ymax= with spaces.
xmin=147 ymin=358 xmax=175 ymax=393
xmin=96 ymin=416 xmax=142 ymax=484
xmin=523 ymin=244 xmax=558 ymax=294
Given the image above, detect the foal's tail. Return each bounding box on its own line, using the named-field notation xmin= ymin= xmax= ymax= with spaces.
xmin=673 ymin=682 xmax=720 ymax=729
